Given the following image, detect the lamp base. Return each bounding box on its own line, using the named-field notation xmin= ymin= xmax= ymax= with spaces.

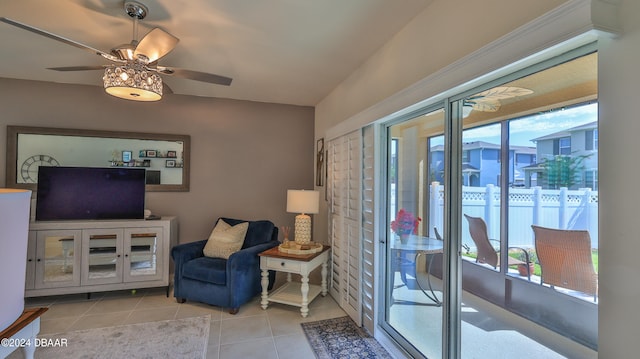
xmin=294 ymin=214 xmax=312 ymax=244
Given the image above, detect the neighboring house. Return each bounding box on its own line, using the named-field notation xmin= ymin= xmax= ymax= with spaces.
xmin=430 ymin=141 xmax=536 ymax=187
xmin=524 ymin=121 xmax=598 ymax=190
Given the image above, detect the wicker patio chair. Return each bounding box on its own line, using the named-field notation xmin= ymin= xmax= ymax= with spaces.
xmin=531 ymin=225 xmax=598 ymax=301
xmin=464 ymin=214 xmax=531 ymax=280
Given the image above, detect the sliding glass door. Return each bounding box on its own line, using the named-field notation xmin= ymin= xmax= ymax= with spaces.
xmin=458 ymin=51 xmax=598 ymax=356
xmin=383 ymin=107 xmax=446 ymax=358
xmin=381 ymin=47 xmax=598 ymax=358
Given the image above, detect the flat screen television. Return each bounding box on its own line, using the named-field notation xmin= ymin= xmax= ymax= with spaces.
xmin=36 ymin=166 xmax=146 ymax=221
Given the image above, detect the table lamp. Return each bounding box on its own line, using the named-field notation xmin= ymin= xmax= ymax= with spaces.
xmin=286 ymin=189 xmax=319 ymax=245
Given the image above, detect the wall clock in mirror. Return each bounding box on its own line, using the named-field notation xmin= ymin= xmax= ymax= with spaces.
xmin=20 ymin=154 xmax=60 ymax=183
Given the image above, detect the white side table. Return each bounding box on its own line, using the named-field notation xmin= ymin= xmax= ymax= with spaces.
xmin=259 ymin=245 xmax=330 ymax=317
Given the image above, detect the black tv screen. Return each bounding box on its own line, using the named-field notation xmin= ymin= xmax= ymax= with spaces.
xmin=36 ymin=167 xmax=146 ymax=221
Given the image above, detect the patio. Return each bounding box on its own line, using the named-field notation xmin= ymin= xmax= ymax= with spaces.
xmin=389 ymin=267 xmax=597 ymax=358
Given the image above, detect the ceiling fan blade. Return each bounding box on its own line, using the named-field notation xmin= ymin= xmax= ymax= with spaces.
xmin=47 ymin=66 xmax=107 ymax=72
xmin=163 ymin=82 xmax=174 ymax=95
xmin=134 ymin=28 xmax=178 ymax=63
xmin=0 ymin=17 xmax=121 ymax=63
xmin=156 ymin=66 xmax=232 ymax=86
xmin=475 ymin=86 xmax=534 ymax=101
xmin=472 ymin=99 xmax=501 ymax=112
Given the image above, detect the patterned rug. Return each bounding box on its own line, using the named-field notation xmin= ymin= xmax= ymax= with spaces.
xmin=7 ymin=315 xmax=210 ymax=359
xmin=301 ymin=316 xmax=392 ymax=359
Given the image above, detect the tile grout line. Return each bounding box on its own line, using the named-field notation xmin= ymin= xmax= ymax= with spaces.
xmin=264 ymin=309 xmax=280 ymax=359
xmin=26 ymin=290 xmax=347 ymax=358
xmin=217 ymin=316 xmax=222 ymax=359
xmin=118 ymin=291 xmax=143 ymax=325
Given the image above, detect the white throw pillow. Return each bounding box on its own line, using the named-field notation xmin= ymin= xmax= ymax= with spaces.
xmin=203 ymin=220 xmax=249 ymax=259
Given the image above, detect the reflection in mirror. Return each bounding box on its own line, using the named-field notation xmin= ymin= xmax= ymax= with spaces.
xmin=6 ymin=126 xmax=190 ymax=192
xmin=43 ymin=234 xmax=75 ymax=283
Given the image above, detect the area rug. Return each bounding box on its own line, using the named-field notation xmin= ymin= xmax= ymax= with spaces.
xmin=301 ymin=316 xmax=392 ymax=359
xmin=8 ymin=315 xmax=210 ymax=359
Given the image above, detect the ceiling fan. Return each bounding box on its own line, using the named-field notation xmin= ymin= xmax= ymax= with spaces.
xmin=463 ymin=86 xmax=533 ymax=115
xmin=0 ymin=1 xmax=232 ymax=101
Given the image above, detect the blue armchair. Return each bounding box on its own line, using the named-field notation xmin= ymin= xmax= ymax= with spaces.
xmin=171 ymin=218 xmax=279 ymax=314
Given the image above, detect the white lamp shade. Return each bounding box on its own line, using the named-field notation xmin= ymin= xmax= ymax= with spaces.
xmin=286 ymin=190 xmax=319 ymax=214
xmin=0 ymin=189 xmax=31 ymax=332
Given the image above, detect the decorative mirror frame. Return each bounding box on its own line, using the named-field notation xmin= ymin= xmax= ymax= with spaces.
xmin=6 ymin=126 xmax=190 ymax=192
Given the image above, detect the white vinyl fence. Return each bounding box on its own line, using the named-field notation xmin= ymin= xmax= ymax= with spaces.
xmin=428 ymin=183 xmax=598 ymax=250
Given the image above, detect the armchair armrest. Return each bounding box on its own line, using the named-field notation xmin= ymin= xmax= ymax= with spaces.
xmin=507 ymin=245 xmax=531 ymax=265
xmin=488 ymin=240 xmax=531 ymax=265
xmin=171 ymin=239 xmax=207 ymax=264
xmin=489 ymin=241 xmax=532 ymax=280
xmin=227 ymin=240 xmax=279 ymax=271
xmin=171 ymin=239 xmax=207 ymax=298
xmin=225 ymin=240 xmax=279 ymax=307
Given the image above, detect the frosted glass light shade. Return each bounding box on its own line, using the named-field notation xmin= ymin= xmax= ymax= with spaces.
xmin=103 ymin=62 xmax=162 ymax=102
xmin=0 ymin=189 xmax=32 ymax=332
xmin=286 ymin=190 xmax=319 ymax=244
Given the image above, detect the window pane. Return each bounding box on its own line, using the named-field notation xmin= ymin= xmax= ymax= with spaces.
xmin=508 ymin=103 xmax=598 ymax=285
xmin=459 ymin=52 xmax=598 ymax=356
xmin=460 ymin=123 xmax=501 ymax=272
xmin=559 ymin=137 xmax=571 ymax=155
xmin=385 ymin=108 xmax=445 ymax=359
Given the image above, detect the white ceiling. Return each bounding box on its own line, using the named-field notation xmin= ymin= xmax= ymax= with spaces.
xmin=0 ymin=0 xmax=432 ymax=106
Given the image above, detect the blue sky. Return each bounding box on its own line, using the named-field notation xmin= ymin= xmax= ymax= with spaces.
xmin=462 ymin=102 xmax=598 ymax=147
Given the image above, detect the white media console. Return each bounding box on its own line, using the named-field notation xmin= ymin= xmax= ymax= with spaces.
xmin=25 ymin=217 xmax=177 ymax=297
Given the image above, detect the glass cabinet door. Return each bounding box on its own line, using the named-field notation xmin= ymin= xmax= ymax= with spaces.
xmin=35 ymin=230 xmax=81 ymax=288
xmin=82 ymin=229 xmax=124 ymax=285
xmin=124 ymin=228 xmax=163 ymax=282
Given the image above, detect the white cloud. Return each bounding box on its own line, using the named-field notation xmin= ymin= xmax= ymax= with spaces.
xmin=509 ymin=103 xmax=597 ymax=140
xmin=459 ymin=103 xmax=597 ymax=146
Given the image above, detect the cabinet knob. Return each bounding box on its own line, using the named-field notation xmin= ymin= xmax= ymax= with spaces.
xmin=28 ymin=258 xmax=33 ymax=262
xmin=281 ymin=262 xmax=285 ymax=266
xmin=36 ymin=258 xmax=41 ymax=262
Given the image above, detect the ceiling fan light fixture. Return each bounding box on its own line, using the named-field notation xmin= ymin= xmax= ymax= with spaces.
xmin=2 ymin=3 xmax=233 ymax=97
xmin=462 ymin=104 xmax=473 ymax=118
xmin=103 ymin=62 xmax=162 ymax=101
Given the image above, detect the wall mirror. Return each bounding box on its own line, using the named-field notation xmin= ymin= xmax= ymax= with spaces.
xmin=6 ymin=126 xmax=190 ymax=192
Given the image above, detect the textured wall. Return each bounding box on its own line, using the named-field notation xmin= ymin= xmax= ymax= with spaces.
xmin=313 ymin=0 xmax=566 ymax=243
xmin=0 ymin=78 xmax=315 ymax=243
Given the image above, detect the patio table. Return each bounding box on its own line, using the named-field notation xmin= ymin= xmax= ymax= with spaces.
xmin=391 ymin=235 xmax=443 ymax=306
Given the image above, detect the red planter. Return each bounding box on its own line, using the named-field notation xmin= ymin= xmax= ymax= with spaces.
xmin=518 ymin=263 xmax=535 ymax=276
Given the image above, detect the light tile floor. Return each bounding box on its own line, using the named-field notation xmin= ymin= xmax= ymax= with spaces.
xmin=17 ymin=288 xmax=347 ymax=359
xmin=14 ymin=280 xmax=589 ymax=359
